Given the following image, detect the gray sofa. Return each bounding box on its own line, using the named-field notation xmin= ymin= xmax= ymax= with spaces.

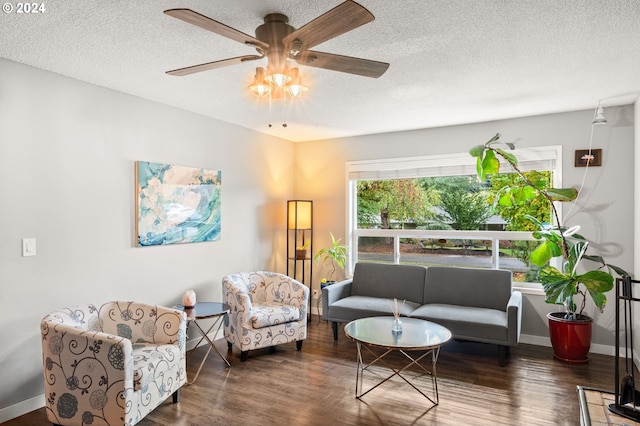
xmin=322 ymin=262 xmax=522 ymax=365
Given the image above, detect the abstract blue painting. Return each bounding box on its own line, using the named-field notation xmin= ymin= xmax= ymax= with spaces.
xmin=135 ymin=161 xmax=222 ymax=246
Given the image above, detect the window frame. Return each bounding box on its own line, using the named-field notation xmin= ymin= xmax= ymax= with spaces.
xmin=345 ymin=145 xmax=563 ymax=294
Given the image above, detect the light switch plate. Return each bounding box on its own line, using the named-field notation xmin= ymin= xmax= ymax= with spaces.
xmin=22 ymin=238 xmax=36 ymax=256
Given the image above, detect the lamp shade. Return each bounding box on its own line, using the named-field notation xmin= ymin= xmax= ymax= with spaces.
xmin=592 ymin=104 xmax=607 ymax=125
xmin=287 ymin=200 xmax=312 ymax=229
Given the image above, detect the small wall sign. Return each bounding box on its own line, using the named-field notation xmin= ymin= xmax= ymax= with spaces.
xmin=575 ymin=149 xmax=602 ymax=167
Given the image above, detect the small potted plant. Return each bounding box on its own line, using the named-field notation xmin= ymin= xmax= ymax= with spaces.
xmin=470 ymin=133 xmax=628 ymax=362
xmin=296 ymin=240 xmax=310 ymax=260
xmin=313 ymin=232 xmax=349 ymax=285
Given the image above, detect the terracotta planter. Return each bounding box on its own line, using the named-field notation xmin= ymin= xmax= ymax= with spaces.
xmin=547 ymin=312 xmax=593 ymax=363
xmin=295 ymin=249 xmax=307 ymax=260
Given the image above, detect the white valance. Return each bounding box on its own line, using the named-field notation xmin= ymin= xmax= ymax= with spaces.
xmin=346 ymin=146 xmax=561 ymax=180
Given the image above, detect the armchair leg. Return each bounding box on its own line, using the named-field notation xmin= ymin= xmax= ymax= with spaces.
xmin=332 ymin=322 xmax=338 ymax=340
xmin=241 ymin=350 xmax=249 ymax=362
xmin=498 ymin=345 xmax=510 ymax=366
xmin=172 ymin=389 xmax=180 ymax=403
xmin=296 ymin=340 xmax=303 ymax=351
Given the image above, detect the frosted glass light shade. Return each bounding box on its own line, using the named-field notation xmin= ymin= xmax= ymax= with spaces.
xmin=288 ymin=200 xmax=312 ymax=229
xmin=248 ymin=67 xmax=271 ymax=97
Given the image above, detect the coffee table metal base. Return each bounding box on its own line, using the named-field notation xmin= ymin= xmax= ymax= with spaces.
xmin=355 ymin=341 xmax=442 ymax=405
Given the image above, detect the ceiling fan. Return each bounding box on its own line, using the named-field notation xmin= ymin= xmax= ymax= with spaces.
xmin=163 ymin=0 xmax=390 ymax=88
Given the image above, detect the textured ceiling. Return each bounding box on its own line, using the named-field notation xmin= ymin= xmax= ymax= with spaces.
xmin=1 ymin=0 xmax=639 ymax=142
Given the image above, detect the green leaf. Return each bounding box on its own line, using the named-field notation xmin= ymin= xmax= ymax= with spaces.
xmin=530 ymin=241 xmax=554 ymax=266
xmin=525 ymin=214 xmax=545 ymax=229
xmin=608 ymin=264 xmax=630 ymax=277
xmin=589 ymin=291 xmax=607 ymax=312
xmin=476 ymin=156 xmax=485 ymax=181
xmin=469 ymin=145 xmax=485 ymax=158
xmin=582 ymin=254 xmax=605 ymax=265
xmin=540 ymin=266 xmax=576 ymax=306
xmin=578 ymin=270 xmax=614 ymax=311
xmin=486 ymin=133 xmax=501 ymax=144
xmin=498 ymin=192 xmax=513 ymax=207
xmin=547 ymin=187 xmax=578 ymax=202
xmin=496 ymin=148 xmax=518 ymax=167
xmin=481 ymin=149 xmax=500 ymax=175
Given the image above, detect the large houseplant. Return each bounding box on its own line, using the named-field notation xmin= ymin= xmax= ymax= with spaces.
xmin=470 ymin=133 xmax=627 ymax=362
xmin=313 ymin=232 xmax=349 ymax=285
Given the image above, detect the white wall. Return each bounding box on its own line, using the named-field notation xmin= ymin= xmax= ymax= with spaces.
xmin=0 ymin=59 xmax=294 ymax=418
xmin=296 ymin=106 xmax=635 ymax=348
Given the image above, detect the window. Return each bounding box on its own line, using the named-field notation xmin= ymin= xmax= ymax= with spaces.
xmin=346 ymin=146 xmax=562 ymax=291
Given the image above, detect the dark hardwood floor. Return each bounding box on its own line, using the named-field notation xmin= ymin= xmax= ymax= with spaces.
xmin=7 ymin=316 xmax=622 ymax=425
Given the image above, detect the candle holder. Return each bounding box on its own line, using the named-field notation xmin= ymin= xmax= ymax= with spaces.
xmin=182 ymin=289 xmax=196 ymax=308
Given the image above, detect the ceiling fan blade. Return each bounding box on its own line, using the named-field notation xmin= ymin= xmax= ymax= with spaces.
xmin=164 ymin=9 xmax=269 ymax=51
xmin=166 ymin=55 xmax=263 ymax=76
xmin=295 ymin=51 xmax=389 ymax=78
xmin=283 ymin=1 xmax=374 ymax=51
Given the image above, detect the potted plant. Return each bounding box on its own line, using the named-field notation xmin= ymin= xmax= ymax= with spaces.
xmin=313 ymin=232 xmax=349 ymax=286
xmin=470 ymin=133 xmax=628 ymax=362
xmin=296 ymin=240 xmax=310 ymax=260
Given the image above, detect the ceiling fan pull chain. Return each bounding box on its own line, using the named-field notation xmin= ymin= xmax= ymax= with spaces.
xmin=282 ymin=94 xmax=288 ymax=128
xmin=268 ymin=92 xmax=273 ymax=128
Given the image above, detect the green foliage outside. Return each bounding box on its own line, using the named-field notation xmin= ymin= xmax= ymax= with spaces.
xmin=356 ymin=179 xmax=439 ymax=229
xmin=355 ymin=168 xmax=559 ymax=281
xmin=356 ymin=173 xmax=548 ymax=234
xmin=489 ymin=172 xmax=551 ymax=232
xmin=488 ymin=171 xmax=552 ymax=276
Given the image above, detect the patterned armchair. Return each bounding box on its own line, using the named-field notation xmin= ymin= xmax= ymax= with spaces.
xmin=41 ymin=301 xmax=187 ymax=426
xmin=222 ymin=271 xmax=308 ymax=361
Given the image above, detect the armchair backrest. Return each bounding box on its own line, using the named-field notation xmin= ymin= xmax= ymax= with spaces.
xmin=42 ymin=304 xmax=102 ymax=332
xmin=224 ymin=271 xmax=309 ymax=308
xmin=98 ymin=301 xmax=185 ymax=345
xmin=43 ymin=301 xmax=186 ymax=346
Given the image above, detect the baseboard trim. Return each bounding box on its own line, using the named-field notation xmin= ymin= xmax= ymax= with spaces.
xmin=520 ymin=333 xmax=620 ymax=357
xmin=0 ymin=394 xmax=44 ymax=424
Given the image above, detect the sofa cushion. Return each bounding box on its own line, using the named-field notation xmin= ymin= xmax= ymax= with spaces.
xmin=330 ymin=296 xmax=420 ymax=322
xmin=410 ymin=303 xmax=508 ymax=343
xmin=251 ymin=302 xmax=300 ymax=329
xmin=423 ymin=266 xmax=512 ymax=310
xmin=132 ymin=343 xmax=183 ymax=392
xmin=351 ymin=263 xmax=426 ymax=303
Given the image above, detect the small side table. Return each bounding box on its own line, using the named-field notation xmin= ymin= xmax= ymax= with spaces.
xmin=175 ymin=302 xmax=231 ymax=384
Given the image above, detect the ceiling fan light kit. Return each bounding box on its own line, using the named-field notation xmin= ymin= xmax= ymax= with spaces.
xmin=164 ymin=0 xmax=389 ymax=101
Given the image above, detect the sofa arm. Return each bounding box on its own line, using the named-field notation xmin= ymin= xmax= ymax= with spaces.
xmin=506 ymin=290 xmax=522 ymax=347
xmin=322 ymin=279 xmax=353 ymax=320
xmin=42 ymin=321 xmax=133 ymax=424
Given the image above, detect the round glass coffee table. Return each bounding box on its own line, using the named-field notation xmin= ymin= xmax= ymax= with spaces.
xmin=344 ymin=316 xmax=452 ymax=405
